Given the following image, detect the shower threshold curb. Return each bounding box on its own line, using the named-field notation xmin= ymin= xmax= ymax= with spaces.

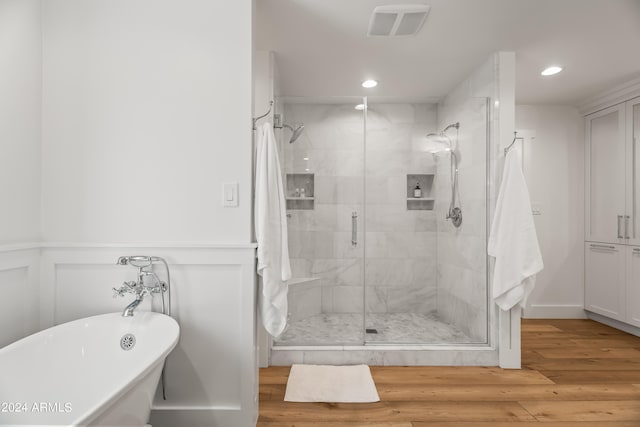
xmin=270 ymin=344 xmax=499 ymax=366
xmin=272 ymin=343 xmax=494 ymax=352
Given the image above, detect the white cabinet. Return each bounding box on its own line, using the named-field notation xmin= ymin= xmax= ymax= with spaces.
xmin=585 ymin=97 xmax=640 ymax=245
xmin=585 ymin=243 xmax=626 ymax=321
xmin=627 ymin=246 xmax=640 ymax=327
xmin=585 ymin=96 xmax=640 ymax=329
xmin=626 ymin=98 xmax=640 ymax=246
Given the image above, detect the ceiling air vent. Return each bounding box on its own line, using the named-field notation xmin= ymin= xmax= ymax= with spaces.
xmin=367 ymin=4 xmax=431 ymax=37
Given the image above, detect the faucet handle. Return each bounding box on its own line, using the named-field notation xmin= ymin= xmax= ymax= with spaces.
xmin=112 ymin=281 xmax=137 ymax=298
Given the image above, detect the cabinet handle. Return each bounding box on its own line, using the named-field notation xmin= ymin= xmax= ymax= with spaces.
xmin=351 ymin=211 xmax=357 ymax=246
xmin=590 ymin=244 xmax=617 ymax=251
xmin=633 ymin=248 xmax=640 ymax=253
xmin=625 ymin=216 xmax=630 ymax=239
xmin=634 ymin=136 xmax=637 ymax=240
xmin=618 ymin=215 xmax=624 ymax=239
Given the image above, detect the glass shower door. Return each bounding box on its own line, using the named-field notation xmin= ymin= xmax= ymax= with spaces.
xmin=273 ymin=97 xmax=366 ymax=346
xmin=363 ymin=98 xmax=489 ymax=345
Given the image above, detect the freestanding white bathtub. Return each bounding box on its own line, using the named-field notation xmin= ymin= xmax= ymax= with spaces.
xmin=0 ymin=312 xmax=179 ymax=426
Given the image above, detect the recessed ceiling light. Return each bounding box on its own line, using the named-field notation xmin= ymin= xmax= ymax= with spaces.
xmin=303 ymin=157 xmax=309 ymax=160
xmin=362 ymin=79 xmax=378 ymax=88
xmin=541 ymin=66 xmax=563 ymax=76
xmin=355 ymin=104 xmax=366 ymax=110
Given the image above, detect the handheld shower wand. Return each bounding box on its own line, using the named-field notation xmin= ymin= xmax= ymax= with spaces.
xmin=425 ymin=122 xmax=462 ymax=228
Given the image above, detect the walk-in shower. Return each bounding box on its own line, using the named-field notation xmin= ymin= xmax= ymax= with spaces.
xmin=270 ymin=96 xmax=491 ymax=365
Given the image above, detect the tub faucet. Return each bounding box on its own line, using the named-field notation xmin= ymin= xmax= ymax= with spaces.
xmin=113 ymin=281 xmax=148 ymax=317
xmin=122 ymin=295 xmax=144 ymax=317
xmin=113 ymin=256 xmax=169 ymax=317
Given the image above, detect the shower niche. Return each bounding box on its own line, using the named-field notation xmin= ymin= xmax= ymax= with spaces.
xmin=286 ymin=173 xmax=314 ymax=210
xmin=406 ymin=173 xmax=434 ymax=210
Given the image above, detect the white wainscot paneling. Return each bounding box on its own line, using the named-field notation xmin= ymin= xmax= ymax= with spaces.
xmin=0 ymin=247 xmax=40 ymax=348
xmin=40 ymin=245 xmax=257 ymax=427
xmin=156 ymin=263 xmax=244 ymax=406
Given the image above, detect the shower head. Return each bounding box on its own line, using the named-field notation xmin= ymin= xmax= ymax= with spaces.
xmin=425 ymin=122 xmax=459 ymax=153
xmin=283 ymin=123 xmax=305 ymax=144
xmin=425 ymin=132 xmax=453 ymax=153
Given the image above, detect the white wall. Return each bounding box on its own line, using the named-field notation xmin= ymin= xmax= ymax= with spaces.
xmin=516 ymin=105 xmax=585 ymax=318
xmin=41 ymin=0 xmax=253 ymax=244
xmin=0 ymin=0 xmax=42 ymax=347
xmin=0 ymin=0 xmax=41 ymax=244
xmin=37 ymin=1 xmax=258 ymax=425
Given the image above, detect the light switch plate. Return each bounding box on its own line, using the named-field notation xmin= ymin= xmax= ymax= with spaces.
xmin=223 ymin=182 xmax=239 ymax=207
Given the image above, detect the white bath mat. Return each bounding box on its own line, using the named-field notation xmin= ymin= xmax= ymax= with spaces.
xmin=284 ymin=364 xmax=380 ymax=403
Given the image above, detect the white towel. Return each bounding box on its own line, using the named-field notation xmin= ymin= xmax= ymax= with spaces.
xmin=255 ymin=122 xmax=292 ymax=336
xmin=488 ymin=148 xmax=543 ymax=311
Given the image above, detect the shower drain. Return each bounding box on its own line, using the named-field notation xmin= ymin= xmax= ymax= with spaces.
xmin=120 ymin=333 xmax=136 ymax=350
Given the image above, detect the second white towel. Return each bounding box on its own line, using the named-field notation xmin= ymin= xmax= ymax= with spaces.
xmin=488 ymin=147 xmax=543 ymax=311
xmin=255 ymin=122 xmax=291 ymax=336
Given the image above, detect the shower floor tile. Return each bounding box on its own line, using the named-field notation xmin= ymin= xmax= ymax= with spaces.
xmin=274 ymin=313 xmax=472 ymax=346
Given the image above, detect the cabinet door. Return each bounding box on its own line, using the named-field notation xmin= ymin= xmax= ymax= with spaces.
xmin=627 ymin=246 xmax=640 ymax=327
xmin=585 ymin=242 xmax=626 ymax=321
xmin=586 ymin=104 xmax=626 ymax=243
xmin=626 ymin=97 xmax=640 ymax=245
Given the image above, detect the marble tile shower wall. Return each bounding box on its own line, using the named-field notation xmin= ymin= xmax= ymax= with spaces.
xmin=283 ymin=103 xmax=438 ymax=315
xmin=435 ymin=63 xmax=494 ymax=342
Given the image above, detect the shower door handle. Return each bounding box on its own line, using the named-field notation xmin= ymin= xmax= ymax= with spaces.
xmin=351 ymin=212 xmax=358 ymax=246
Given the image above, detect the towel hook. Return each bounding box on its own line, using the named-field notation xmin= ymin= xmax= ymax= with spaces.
xmin=504 ymin=131 xmax=524 ymax=155
xmin=253 ymin=101 xmax=274 ymax=130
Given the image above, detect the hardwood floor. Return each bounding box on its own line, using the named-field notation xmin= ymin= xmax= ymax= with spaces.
xmin=258 ymin=319 xmax=640 ymax=426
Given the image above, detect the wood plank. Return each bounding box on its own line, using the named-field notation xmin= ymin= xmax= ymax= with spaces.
xmin=412 ymin=422 xmax=640 ymax=427
xmin=262 ymin=383 xmax=640 ymax=402
xmin=521 ymin=323 xmax=563 ymax=332
xmin=571 ymin=338 xmax=640 ymax=348
xmin=258 ymin=424 xmax=640 ymax=427
xmin=540 ymin=319 xmax=624 ymax=330
xmin=534 ymin=347 xmax=640 ymax=359
xmin=258 ymin=401 xmax=535 ymax=422
xmin=520 ymin=332 xmax=594 ymax=340
xmin=260 ymin=366 xmax=292 ymax=384
xmin=525 ymin=358 xmax=640 ymax=371
xmin=370 ymin=366 xmax=553 ymax=385
xmin=374 ymin=384 xmax=640 ymax=401
xmin=257 ymin=423 xmax=412 ymax=427
xmin=260 ymin=383 xmax=287 ymax=401
xmin=520 ymin=338 xmax=580 ymax=349
xmin=540 ymin=370 xmax=640 ymax=384
xmin=519 ymin=400 xmax=640 ymax=422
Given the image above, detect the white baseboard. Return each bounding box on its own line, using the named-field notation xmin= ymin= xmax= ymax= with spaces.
xmin=586 ymin=311 xmax=640 ymax=338
xmin=523 ymin=305 xmax=587 ymax=319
